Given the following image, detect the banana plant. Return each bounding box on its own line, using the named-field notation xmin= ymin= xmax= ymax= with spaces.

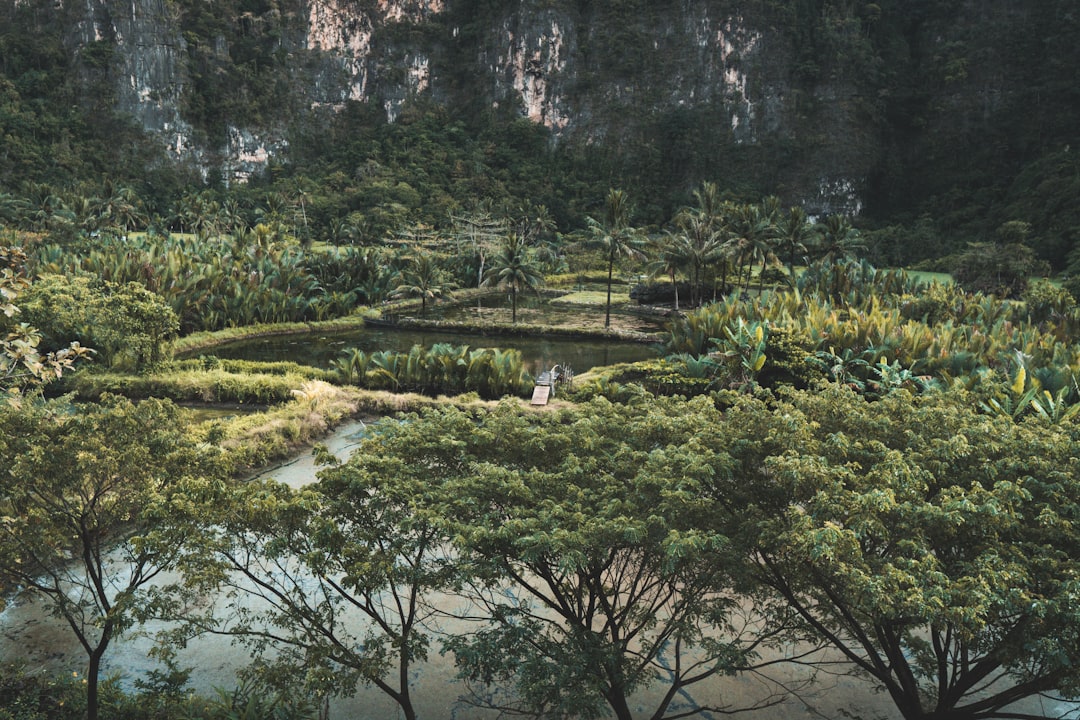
xmin=713 ymin=318 xmax=769 ymax=390
xmin=813 ymin=346 xmax=871 ymax=392
xmin=866 ymin=357 xmax=936 ymax=397
xmin=979 ymin=357 xmax=1045 ymax=421
xmin=1030 ymin=381 xmax=1080 ymax=424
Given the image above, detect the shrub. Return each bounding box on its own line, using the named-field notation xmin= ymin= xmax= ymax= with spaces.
xmin=62 ymin=369 xmax=306 ymax=404
xmin=20 ymin=275 xmax=178 ymax=371
xmin=899 ymin=282 xmax=969 ymax=325
xmin=336 ymin=344 xmax=532 ymax=399
xmin=1020 ymin=279 xmax=1076 ymax=326
xmin=797 ymin=259 xmax=923 ymax=304
xmin=951 ymin=224 xmax=1050 ymax=298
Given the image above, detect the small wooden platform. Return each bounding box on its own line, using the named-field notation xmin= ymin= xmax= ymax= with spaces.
xmin=530 ymin=385 xmax=551 ymax=405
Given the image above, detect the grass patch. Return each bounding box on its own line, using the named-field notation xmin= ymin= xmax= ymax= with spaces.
xmin=552 ymin=290 xmax=624 ymax=306
xmin=369 ymin=315 xmax=662 ymax=343
xmin=172 ymin=311 xmax=379 ymax=356
xmin=902 ymin=269 xmax=955 ymax=285
xmin=173 ymin=358 xmax=338 ymax=378
xmin=201 ymin=381 xmax=364 ymax=474
xmin=62 ymin=367 xmax=328 ymax=404
xmin=197 ymin=383 xmax=512 ymax=476
xmin=546 ymin=272 xmax=628 ymax=287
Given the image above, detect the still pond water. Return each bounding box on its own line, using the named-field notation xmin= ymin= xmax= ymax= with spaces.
xmin=202 ymin=325 xmax=661 ymax=377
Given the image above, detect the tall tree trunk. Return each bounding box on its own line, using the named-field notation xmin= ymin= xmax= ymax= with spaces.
xmin=398 ymin=658 xmax=417 ymax=720
xmin=87 ymin=636 xmax=111 ymax=720
xmin=87 ymin=652 xmax=100 ymax=720
xmin=670 ymin=270 xmax=679 ymax=310
xmin=605 ymin=258 xmax=614 ymax=328
xmin=606 ymin=689 xmax=634 ymax=720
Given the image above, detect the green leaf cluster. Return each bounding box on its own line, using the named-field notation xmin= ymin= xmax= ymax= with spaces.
xmin=720 ymin=385 xmax=1080 ymax=716
xmin=660 ymin=260 xmax=1080 ymax=406
xmin=21 ymin=274 xmax=178 ymax=370
xmin=335 ymin=343 xmax=531 ymax=399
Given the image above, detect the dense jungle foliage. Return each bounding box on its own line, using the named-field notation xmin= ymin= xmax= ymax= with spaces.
xmin=2 ymin=0 xmax=1080 ymax=718
xmin=0 ymin=0 xmax=1078 ymax=269
xmin=5 ymin=191 xmax=1080 ymax=718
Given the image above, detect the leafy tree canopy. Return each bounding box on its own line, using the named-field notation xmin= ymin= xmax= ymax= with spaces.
xmin=412 ymin=399 xmax=790 ymax=719
xmin=0 ymin=246 xmax=91 ymax=395
xmin=0 ymin=395 xmax=212 ymax=720
xmin=716 ymin=385 xmax=1080 ymax=720
xmin=20 ymin=274 xmax=178 ymax=370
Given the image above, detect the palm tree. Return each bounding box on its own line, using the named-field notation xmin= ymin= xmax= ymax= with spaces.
xmin=587 ymin=189 xmax=645 ymax=327
xmin=255 ymin=193 xmax=293 ymax=243
xmin=393 ymin=255 xmax=454 ymax=315
xmin=776 ymin=206 xmax=818 ymax=279
xmin=219 ymin=198 xmax=246 ymax=238
xmin=513 ymin=200 xmax=556 ymax=245
xmin=753 ymin=197 xmax=783 ymax=294
xmin=683 ymin=211 xmax=728 ymax=306
xmin=482 ymin=233 xmax=544 ymax=323
xmin=100 ymin=184 xmax=145 ymax=236
xmin=24 ymin=182 xmax=73 ymax=233
xmin=817 ymin=214 xmax=865 ymax=264
xmin=651 ymin=210 xmax=725 ymax=309
xmin=726 ymin=203 xmax=769 ymax=293
xmin=689 ymin=181 xmax=732 ymax=301
xmin=69 ymin=194 xmax=101 ymax=235
xmin=0 ymin=193 xmax=28 ymax=227
xmin=513 ymin=202 xmax=565 ymax=273
xmin=359 ymin=268 xmax=398 ymax=306
xmin=691 ymin=181 xmax=724 ymax=229
xmin=646 ymin=231 xmax=690 ymax=310
xmin=327 ymin=217 xmax=358 ymax=248
xmin=172 ymin=192 xmax=201 ymax=236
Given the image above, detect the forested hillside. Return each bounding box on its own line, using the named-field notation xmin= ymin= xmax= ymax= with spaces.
xmin=0 ymin=0 xmax=1077 ymax=267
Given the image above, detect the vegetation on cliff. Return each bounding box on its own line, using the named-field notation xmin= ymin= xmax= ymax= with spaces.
xmin=1 ymin=0 xmax=1078 ymax=266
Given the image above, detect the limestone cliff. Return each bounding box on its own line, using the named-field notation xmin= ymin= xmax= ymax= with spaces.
xmin=6 ymin=0 xmax=1077 ymax=226
xmin=26 ymin=0 xmax=868 ymax=212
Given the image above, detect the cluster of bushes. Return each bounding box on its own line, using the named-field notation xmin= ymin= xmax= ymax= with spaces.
xmin=0 ymin=662 xmax=313 ymax=720
xmin=29 ymin=235 xmax=393 ymax=334
xmin=62 ymin=366 xmax=320 ymax=405
xmin=577 ymin=260 xmax=1080 ymax=417
xmin=333 ymin=343 xmax=531 ymax=400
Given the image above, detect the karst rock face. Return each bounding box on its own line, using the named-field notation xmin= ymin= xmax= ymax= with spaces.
xmin=15 ymin=0 xmax=1074 ymax=216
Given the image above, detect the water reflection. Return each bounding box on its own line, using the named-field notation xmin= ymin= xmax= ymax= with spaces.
xmin=201 ymin=326 xmax=660 ymax=377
